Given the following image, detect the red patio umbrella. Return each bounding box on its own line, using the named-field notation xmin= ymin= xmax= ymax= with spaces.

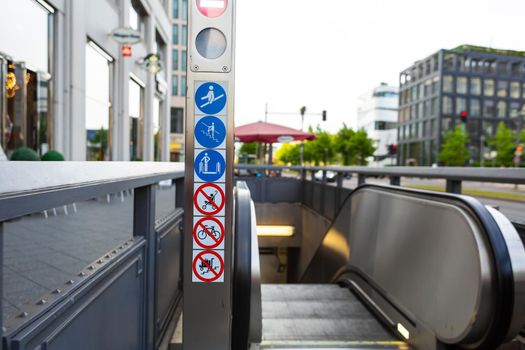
xmin=235 ymin=121 xmax=315 ymax=164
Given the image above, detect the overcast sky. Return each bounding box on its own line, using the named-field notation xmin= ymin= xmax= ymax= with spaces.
xmin=234 ymin=0 xmax=525 ymax=133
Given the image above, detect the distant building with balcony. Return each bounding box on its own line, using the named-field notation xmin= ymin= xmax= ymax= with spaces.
xmin=397 ymin=45 xmax=525 ymax=166
xmin=169 ymin=0 xmax=188 ymax=161
xmin=357 ymin=83 xmax=398 ymax=167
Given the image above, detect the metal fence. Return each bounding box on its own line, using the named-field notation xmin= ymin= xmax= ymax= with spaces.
xmin=0 ymin=162 xmax=184 ymax=350
xmin=236 ymin=164 xmax=525 ymax=235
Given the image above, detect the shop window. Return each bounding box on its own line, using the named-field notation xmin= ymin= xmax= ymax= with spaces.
xmin=85 ymin=41 xmax=113 ymax=161
xmin=129 ymin=78 xmax=144 ymax=161
xmin=509 ymin=102 xmax=522 ymax=119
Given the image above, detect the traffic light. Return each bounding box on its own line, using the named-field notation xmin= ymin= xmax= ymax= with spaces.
xmin=322 ymin=110 xmax=327 ymax=121
xmin=190 ymin=0 xmax=234 ymax=73
xmin=460 ymin=111 xmax=468 ymax=123
xmin=387 ymin=144 xmax=398 ymax=156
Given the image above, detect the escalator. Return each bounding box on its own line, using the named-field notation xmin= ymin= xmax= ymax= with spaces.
xmin=238 ymin=184 xmax=525 ymax=350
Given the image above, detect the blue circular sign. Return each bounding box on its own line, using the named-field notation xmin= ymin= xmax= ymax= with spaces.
xmin=195 ymin=82 xmax=226 ymax=115
xmin=195 ymin=116 xmax=226 ymax=148
xmin=194 ymin=149 xmax=226 ymax=182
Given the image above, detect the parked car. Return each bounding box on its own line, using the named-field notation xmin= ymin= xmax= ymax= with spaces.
xmin=314 ymin=170 xmax=337 ymax=182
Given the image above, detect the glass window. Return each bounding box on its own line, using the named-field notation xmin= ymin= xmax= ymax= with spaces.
xmin=456 ymin=97 xmax=467 ymax=115
xmin=483 ymin=100 xmax=495 ymax=117
xmin=410 ymin=105 xmax=416 ymax=120
xmin=172 ymin=49 xmax=178 ymax=70
xmin=511 ymin=62 xmax=521 ymax=75
xmin=129 ymin=78 xmax=144 ymax=161
xmin=510 ymin=102 xmax=522 ymax=119
xmin=170 ymin=107 xmax=183 ymax=133
xmin=523 ymin=83 xmax=525 ymax=99
xmin=153 ymin=96 xmax=161 ymax=161
xmin=431 ymin=97 xmax=438 ymax=115
xmin=417 ymin=103 xmax=423 ymax=119
xmin=456 ymin=76 xmax=467 ymax=94
xmin=172 ymin=0 xmax=179 ymax=18
xmin=432 ymin=77 xmax=439 ymax=94
xmin=181 ymin=25 xmax=187 ymax=46
xmin=484 ymin=79 xmax=495 ymax=96
xmin=443 ymin=54 xmax=455 ymax=70
xmin=443 ymin=75 xmax=453 ymax=93
xmin=172 ymin=24 xmax=178 ymax=45
xmin=510 ymin=81 xmax=520 ymax=98
xmin=497 ymin=81 xmax=508 ymax=97
xmin=181 ymin=50 xmax=187 ymax=70
xmin=85 ymin=42 xmax=112 ymax=161
xmin=443 ymin=96 xmax=453 ymax=114
xmin=470 ymin=98 xmax=480 ymax=116
xmin=497 ymin=101 xmax=507 ymax=118
xmin=483 ymin=121 xmax=494 ymax=137
xmin=470 ymin=78 xmax=481 ymax=95
xmin=497 ymin=61 xmax=509 ymax=74
xmin=182 ymin=0 xmax=188 ymax=20
xmin=172 ymin=75 xmax=178 ymax=95
xmin=181 ymin=76 xmax=187 ymax=96
xmin=442 ymin=118 xmax=452 ymax=134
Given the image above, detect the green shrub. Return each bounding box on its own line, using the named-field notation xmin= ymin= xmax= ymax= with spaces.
xmin=41 ymin=150 xmax=65 ymax=161
xmin=10 ymin=147 xmax=40 ymax=161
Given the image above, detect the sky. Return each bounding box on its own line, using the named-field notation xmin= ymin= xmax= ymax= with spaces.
xmin=234 ymin=0 xmax=525 ymax=133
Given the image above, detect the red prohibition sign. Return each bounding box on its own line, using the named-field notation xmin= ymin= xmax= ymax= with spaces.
xmin=193 ymin=183 xmax=225 ymax=215
xmin=193 ymin=217 xmax=225 ymax=249
xmin=193 ymin=250 xmax=224 ymax=283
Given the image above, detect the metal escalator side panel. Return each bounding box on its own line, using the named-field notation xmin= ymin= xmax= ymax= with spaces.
xmin=344 ymin=185 xmax=525 ymax=349
xmin=347 ymin=188 xmax=495 ymax=345
xmin=248 ymin=199 xmax=262 ymax=344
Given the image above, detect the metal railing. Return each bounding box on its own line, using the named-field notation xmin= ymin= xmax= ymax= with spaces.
xmin=237 ymin=164 xmax=525 ymax=230
xmin=0 ymin=162 xmax=185 ymax=350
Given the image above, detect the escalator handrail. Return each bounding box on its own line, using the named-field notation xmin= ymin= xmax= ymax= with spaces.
xmin=232 ymin=181 xmax=262 ymax=349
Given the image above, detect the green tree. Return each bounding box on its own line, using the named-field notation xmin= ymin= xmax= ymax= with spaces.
xmin=276 ymin=143 xmax=301 ymax=165
xmin=490 ymin=122 xmax=515 ymax=167
xmin=519 ymin=129 xmax=525 ymax=143
xmin=438 ymin=125 xmax=470 ymax=166
xmin=334 ymin=123 xmax=356 ymax=165
xmin=304 ymin=126 xmax=336 ymax=165
xmin=347 ymin=129 xmax=376 ymax=165
xmin=239 ymin=142 xmax=257 ymax=155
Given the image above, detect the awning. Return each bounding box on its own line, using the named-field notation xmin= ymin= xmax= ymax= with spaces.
xmin=234 ymin=121 xmax=315 ymax=143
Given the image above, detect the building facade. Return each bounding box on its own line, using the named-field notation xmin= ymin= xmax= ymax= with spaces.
xmin=357 ymin=83 xmax=398 ymax=166
xmin=398 ymin=45 xmax=525 ymax=166
xmin=0 ymin=0 xmax=172 ymax=161
xmin=169 ymin=0 xmax=187 ymax=161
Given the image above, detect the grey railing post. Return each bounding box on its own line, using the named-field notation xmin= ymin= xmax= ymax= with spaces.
xmin=310 ymin=170 xmax=315 ymax=182
xmin=335 ymin=172 xmax=344 ymax=212
xmin=133 ymin=185 xmax=156 ymax=350
xmin=300 ymin=168 xmax=306 ymax=181
xmin=390 ymin=176 xmax=401 ymax=186
xmin=320 ymin=170 xmax=327 ymax=215
xmin=175 ymin=178 xmax=184 ymax=208
xmin=358 ymin=174 xmax=366 ymax=186
xmin=0 ymin=222 xmax=3 ymax=350
xmin=446 ymin=180 xmax=462 ymax=194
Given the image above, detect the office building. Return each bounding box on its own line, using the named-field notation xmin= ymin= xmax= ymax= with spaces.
xmin=398 ymin=45 xmax=525 ymax=166
xmin=356 ymin=83 xmax=398 ymax=166
xmin=0 ymin=0 xmax=172 ymax=161
xmin=169 ymin=0 xmax=187 ymax=161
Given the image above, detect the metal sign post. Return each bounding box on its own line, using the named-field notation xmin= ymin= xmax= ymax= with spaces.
xmin=183 ymin=0 xmax=236 ymax=349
